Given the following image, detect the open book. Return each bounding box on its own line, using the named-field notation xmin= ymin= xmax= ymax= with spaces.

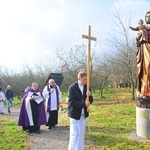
xmin=32 ymin=95 xmax=43 ymax=104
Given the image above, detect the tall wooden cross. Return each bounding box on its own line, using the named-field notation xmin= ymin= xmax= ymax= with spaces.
xmin=82 ymin=25 xmax=97 ymax=104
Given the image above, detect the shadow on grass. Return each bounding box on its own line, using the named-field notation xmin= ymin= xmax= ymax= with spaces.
xmin=92 ymin=98 xmax=132 ymax=106
xmin=86 ymin=125 xmax=138 ymax=148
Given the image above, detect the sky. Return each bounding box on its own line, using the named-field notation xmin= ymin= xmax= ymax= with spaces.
xmin=0 ymin=0 xmax=150 ymax=71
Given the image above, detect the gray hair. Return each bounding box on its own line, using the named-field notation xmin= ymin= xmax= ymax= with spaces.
xmin=32 ymin=82 xmax=38 ymax=86
xmin=48 ymin=79 xmax=55 ymax=83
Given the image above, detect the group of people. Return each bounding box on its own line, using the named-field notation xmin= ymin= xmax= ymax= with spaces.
xmin=0 ymin=85 xmax=14 ymax=114
xmin=18 ymin=79 xmax=61 ymax=134
xmin=18 ymin=72 xmax=93 ymax=150
xmin=1 ymin=72 xmax=93 ymax=150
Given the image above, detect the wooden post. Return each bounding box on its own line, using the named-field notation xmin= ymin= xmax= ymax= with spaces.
xmin=82 ymin=25 xmax=97 ymax=109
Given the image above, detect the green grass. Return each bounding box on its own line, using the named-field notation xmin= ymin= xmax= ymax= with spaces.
xmin=0 ymin=118 xmax=29 ymax=150
xmin=61 ymin=92 xmax=68 ymax=103
xmin=3 ymin=97 xmax=22 ymax=106
xmin=12 ymin=97 xmax=23 ymax=105
xmin=2 ymin=88 xmax=150 ymax=149
xmin=59 ymin=88 xmax=150 ymax=150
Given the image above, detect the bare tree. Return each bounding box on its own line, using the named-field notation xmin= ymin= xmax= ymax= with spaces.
xmin=55 ymin=44 xmax=87 ymax=91
xmin=90 ymin=52 xmax=112 ymax=97
xmin=0 ymin=64 xmax=51 ymax=99
xmin=107 ymin=11 xmax=137 ymax=100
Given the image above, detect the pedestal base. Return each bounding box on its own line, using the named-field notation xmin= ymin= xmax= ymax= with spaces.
xmin=136 ymin=98 xmax=150 ymax=138
xmin=136 ymin=107 xmax=150 ymax=138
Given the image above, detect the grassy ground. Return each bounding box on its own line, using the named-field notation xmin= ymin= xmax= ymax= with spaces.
xmin=2 ymin=88 xmax=150 ymax=149
xmin=0 ymin=118 xmax=29 ymax=150
xmin=59 ymin=88 xmax=150 ymax=150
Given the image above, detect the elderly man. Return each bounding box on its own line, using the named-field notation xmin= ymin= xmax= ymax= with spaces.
xmin=43 ymin=79 xmax=61 ymax=130
xmin=18 ymin=82 xmax=47 ymax=134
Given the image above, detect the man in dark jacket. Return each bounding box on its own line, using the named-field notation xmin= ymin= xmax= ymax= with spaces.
xmin=5 ymin=85 xmax=13 ymax=113
xmin=68 ymin=72 xmax=93 ymax=150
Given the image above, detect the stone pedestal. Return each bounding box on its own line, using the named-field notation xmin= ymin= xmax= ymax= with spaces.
xmin=136 ymin=98 xmax=150 ymax=138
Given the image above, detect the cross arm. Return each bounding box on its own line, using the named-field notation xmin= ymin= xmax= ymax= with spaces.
xmin=82 ymin=34 xmax=97 ymax=41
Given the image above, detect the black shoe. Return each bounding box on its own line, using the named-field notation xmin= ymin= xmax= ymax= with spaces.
xmin=1 ymin=112 xmax=4 ymax=114
xmin=8 ymin=111 xmax=10 ymax=113
xmin=28 ymin=131 xmax=34 ymax=134
xmin=48 ymin=127 xmax=52 ymax=130
xmin=36 ymin=130 xmax=41 ymax=134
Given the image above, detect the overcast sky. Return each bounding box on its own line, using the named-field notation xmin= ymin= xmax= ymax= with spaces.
xmin=0 ymin=0 xmax=150 ymax=70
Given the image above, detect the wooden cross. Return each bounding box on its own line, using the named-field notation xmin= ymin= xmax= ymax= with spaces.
xmin=82 ymin=25 xmax=97 ymax=106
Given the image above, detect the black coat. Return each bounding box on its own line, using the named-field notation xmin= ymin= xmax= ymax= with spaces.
xmin=68 ymin=81 xmax=93 ymax=120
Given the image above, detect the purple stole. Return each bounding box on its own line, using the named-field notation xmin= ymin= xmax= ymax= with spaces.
xmin=47 ymin=85 xmax=59 ymax=112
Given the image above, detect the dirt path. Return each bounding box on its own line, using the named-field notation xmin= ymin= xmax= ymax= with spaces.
xmin=1 ymin=106 xmax=98 ymax=150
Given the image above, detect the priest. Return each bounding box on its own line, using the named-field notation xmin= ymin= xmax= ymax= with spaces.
xmin=18 ymin=82 xmax=47 ymax=134
xmin=43 ymin=79 xmax=61 ymax=130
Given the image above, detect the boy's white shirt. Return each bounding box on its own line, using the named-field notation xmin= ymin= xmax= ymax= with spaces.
xmin=0 ymin=91 xmax=5 ymax=101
